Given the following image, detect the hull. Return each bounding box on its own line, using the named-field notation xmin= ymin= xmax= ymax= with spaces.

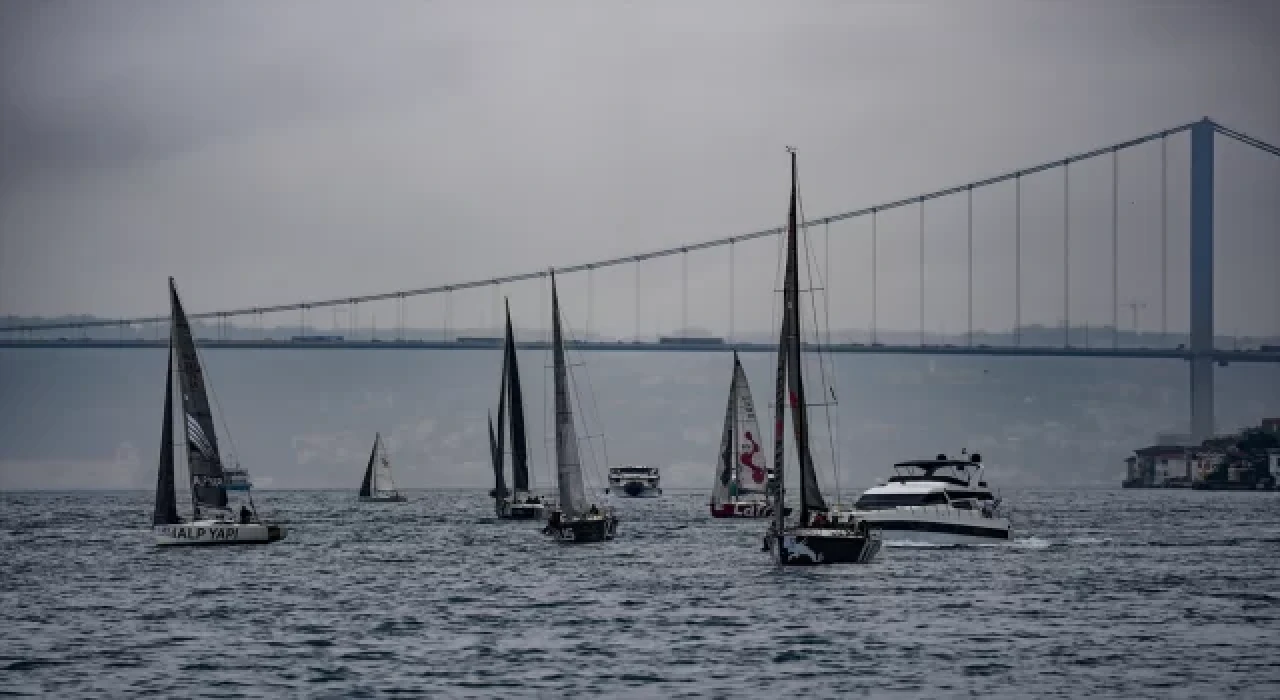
xmin=709 ymin=501 xmax=792 ymax=519
xmin=852 ymin=508 xmax=1011 ymax=544
xmin=767 ymin=527 xmax=883 ymax=566
xmin=498 ymin=500 xmax=546 ymax=520
xmin=359 ymin=494 xmax=407 ymax=502
xmin=620 ymin=482 xmax=661 ymax=498
xmin=154 ymin=520 xmax=287 ymax=546
xmin=543 ymin=514 xmax=619 ymax=543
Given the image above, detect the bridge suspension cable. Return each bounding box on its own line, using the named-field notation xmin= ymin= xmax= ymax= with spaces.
xmin=11 ymin=117 xmax=1280 ymax=336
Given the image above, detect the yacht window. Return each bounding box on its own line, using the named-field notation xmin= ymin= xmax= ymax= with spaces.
xmin=855 ymin=492 xmax=947 ymax=509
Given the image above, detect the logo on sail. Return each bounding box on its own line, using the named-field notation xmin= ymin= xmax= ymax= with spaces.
xmin=186 ymin=413 xmax=216 ymax=460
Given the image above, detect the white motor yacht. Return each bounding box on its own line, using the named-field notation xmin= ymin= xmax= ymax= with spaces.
xmin=842 ymin=452 xmax=1011 ymax=545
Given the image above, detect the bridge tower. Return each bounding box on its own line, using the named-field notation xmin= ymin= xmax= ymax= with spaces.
xmin=1189 ymin=118 xmax=1215 ymax=442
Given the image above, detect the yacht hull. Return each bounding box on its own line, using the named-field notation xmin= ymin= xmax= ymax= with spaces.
xmin=359 ymin=494 xmax=407 ymax=502
xmin=852 ymin=509 xmax=1011 ymax=544
xmin=620 ymin=482 xmax=661 ymax=498
xmin=544 ymin=514 xmax=618 ymax=543
xmin=153 ymin=521 xmax=287 ymax=546
xmin=768 ymin=527 xmax=882 ymax=566
xmin=498 ymin=501 xmax=546 ymax=520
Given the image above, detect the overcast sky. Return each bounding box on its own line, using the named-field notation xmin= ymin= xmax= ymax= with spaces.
xmin=2 ymin=0 xmax=1278 ymax=338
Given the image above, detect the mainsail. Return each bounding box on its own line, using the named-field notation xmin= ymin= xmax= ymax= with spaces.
xmin=169 ymin=278 xmax=228 ymax=514
xmin=359 ymin=434 xmax=376 ymax=498
xmin=492 ymin=333 xmax=509 ymax=503
xmin=153 ymin=338 xmax=180 ymax=526
xmin=550 ymin=272 xmax=588 ymax=517
xmin=772 ymin=152 xmax=828 ymax=523
xmin=503 ymin=302 xmax=531 ymax=493
xmin=371 ymin=434 xmax=398 ymax=496
xmin=714 ymin=352 xmax=769 ymax=507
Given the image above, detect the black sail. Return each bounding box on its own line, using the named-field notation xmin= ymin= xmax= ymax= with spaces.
xmin=503 ymin=301 xmax=531 ymax=492
xmin=153 ymin=338 xmax=180 ymax=525
xmin=776 ymin=152 xmax=828 ymax=523
xmin=359 ymin=434 xmax=376 ymax=497
xmin=493 ymin=329 xmax=509 ymax=502
xmin=489 ymin=413 xmax=505 ymax=501
xmin=169 ymin=278 xmax=228 ymax=513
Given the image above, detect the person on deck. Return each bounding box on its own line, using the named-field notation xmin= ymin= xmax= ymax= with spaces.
xmin=239 ymin=505 xmax=253 ymax=524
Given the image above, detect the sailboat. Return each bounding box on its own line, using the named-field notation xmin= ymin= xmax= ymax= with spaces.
xmin=358 ymin=432 xmax=407 ymax=502
xmin=153 ymin=277 xmax=287 ymax=546
xmin=764 ymin=150 xmax=881 ymax=566
xmin=490 ymin=299 xmax=546 ymax=520
xmin=709 ymin=351 xmax=791 ymax=518
xmin=541 ymin=271 xmax=619 ymax=543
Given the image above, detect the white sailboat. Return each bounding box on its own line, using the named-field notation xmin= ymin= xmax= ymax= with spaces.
xmin=153 ymin=277 xmax=287 ymax=546
xmin=358 ymin=432 xmax=407 ymax=502
xmin=541 ymin=271 xmax=619 ymax=543
xmin=490 ymin=299 xmax=546 ymax=519
xmin=709 ymin=351 xmax=789 ymax=519
xmin=764 ymin=150 xmax=881 ymax=566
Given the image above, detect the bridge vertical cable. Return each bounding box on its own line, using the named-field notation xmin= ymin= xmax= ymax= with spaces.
xmin=919 ymin=198 xmax=925 ymax=346
xmin=1015 ymin=173 xmax=1022 ymax=347
xmin=1063 ymin=160 xmax=1071 ymax=347
xmin=966 ymin=185 xmax=973 ymax=347
xmin=729 ymin=240 xmax=736 ymax=344
xmin=1160 ymin=134 xmax=1168 ymax=346
xmin=871 ymin=209 xmax=878 ymax=345
xmin=681 ymin=249 xmax=688 ymax=338
xmin=1111 ymin=147 xmax=1120 ymax=349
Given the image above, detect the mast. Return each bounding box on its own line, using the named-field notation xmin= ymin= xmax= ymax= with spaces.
xmin=169 ymin=277 xmax=228 ymax=516
xmin=153 ymin=336 xmax=180 ymax=525
xmin=772 ymin=149 xmax=828 ymax=533
xmin=504 ymin=300 xmax=531 ymax=493
xmin=550 ymin=271 xmax=588 ymax=517
xmin=359 ymin=434 xmax=376 ymax=497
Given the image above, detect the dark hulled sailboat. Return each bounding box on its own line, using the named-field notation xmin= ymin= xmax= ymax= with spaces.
xmin=764 ymin=151 xmax=881 ymax=566
xmin=490 ymin=300 xmax=545 ymax=519
xmin=541 ymin=271 xmax=618 ymax=543
xmin=153 ymin=277 xmax=286 ymax=546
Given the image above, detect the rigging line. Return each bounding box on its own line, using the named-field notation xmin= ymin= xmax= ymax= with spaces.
xmin=560 ymin=314 xmax=609 ymax=501
xmin=799 ymin=180 xmax=840 ymax=506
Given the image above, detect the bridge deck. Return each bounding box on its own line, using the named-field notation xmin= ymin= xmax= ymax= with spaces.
xmin=2 ymin=339 xmax=1277 ymax=363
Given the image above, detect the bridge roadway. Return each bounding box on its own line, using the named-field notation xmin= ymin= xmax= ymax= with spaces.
xmin=3 ymin=338 xmax=1278 ymax=363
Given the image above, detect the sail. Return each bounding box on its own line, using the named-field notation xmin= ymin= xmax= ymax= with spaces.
xmin=711 ymin=353 xmax=742 ymax=506
xmin=372 ymin=434 xmax=398 ymax=495
xmin=153 ymin=338 xmax=180 ymax=525
xmin=489 ymin=414 xmax=505 ymax=501
xmin=550 ymin=273 xmax=589 ymax=517
xmin=169 ymin=278 xmax=228 ymax=513
xmin=359 ymin=435 xmax=376 ymax=497
xmin=504 ymin=301 xmax=531 ymax=493
xmin=492 ymin=327 xmax=509 ymax=501
xmin=732 ymin=355 xmax=769 ymax=496
xmin=781 ymin=152 xmax=828 ymax=520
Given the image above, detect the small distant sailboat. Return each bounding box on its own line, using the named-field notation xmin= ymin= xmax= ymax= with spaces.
xmin=153 ymin=278 xmax=287 ymax=546
xmin=764 ymin=150 xmax=881 ymax=566
xmin=490 ymin=299 xmax=545 ymax=520
xmin=541 ymin=271 xmax=619 ymax=543
xmin=358 ymin=432 xmax=407 ymax=502
xmin=709 ymin=351 xmax=790 ymax=518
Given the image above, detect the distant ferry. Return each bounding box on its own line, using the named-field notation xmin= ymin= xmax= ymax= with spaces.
xmin=608 ymin=465 xmax=661 ymax=497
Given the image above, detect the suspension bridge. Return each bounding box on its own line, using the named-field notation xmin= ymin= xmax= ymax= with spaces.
xmin=3 ymin=118 xmax=1279 ymax=442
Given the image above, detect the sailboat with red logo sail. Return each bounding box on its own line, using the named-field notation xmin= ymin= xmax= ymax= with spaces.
xmin=709 ymin=351 xmax=791 ymax=518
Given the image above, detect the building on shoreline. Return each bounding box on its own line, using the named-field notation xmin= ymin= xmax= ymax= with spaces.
xmin=1123 ymin=419 xmax=1280 ymax=490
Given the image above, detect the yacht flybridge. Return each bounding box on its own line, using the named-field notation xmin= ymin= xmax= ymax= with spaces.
xmin=843 ymin=452 xmax=1012 ymax=544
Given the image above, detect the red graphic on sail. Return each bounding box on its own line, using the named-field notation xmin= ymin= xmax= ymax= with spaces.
xmin=739 ymin=431 xmax=766 ymax=483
